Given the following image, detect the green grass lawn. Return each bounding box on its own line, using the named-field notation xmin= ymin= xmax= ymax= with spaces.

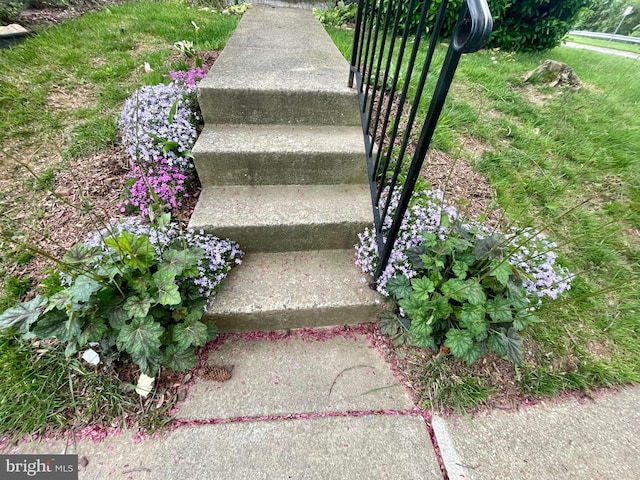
xmin=0 ymin=0 xmax=238 ymax=440
xmin=0 ymin=0 xmax=238 ymax=308
xmin=327 ymin=25 xmax=640 ymax=406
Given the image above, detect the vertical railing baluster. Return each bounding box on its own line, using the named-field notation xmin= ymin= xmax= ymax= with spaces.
xmin=349 ymin=0 xmax=493 ymax=280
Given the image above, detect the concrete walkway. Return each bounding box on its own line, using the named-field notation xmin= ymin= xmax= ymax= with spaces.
xmin=563 ymin=41 xmax=640 ymax=60
xmin=7 ymin=329 xmax=640 ymax=479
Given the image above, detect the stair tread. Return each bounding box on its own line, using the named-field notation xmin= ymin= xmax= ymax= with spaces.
xmin=189 ymin=184 xmax=372 ymax=228
xmin=193 ymin=124 xmax=364 ymax=154
xmin=206 ymin=250 xmax=383 ymax=331
xmin=199 ymin=8 xmax=352 ymax=94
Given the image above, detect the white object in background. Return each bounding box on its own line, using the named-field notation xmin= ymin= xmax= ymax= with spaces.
xmin=81 ymin=348 xmax=100 ymax=366
xmin=136 ymin=373 xmax=155 ymax=397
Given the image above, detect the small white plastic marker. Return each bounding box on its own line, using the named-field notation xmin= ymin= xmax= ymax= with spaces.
xmin=136 ymin=373 xmax=155 ymax=397
xmin=81 ymin=348 xmax=100 ymax=366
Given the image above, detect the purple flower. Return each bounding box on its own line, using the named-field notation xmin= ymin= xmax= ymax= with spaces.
xmin=85 ymin=217 xmax=244 ymax=311
xmin=355 ymin=187 xmax=572 ymax=302
xmin=119 ymin=157 xmax=190 ymax=217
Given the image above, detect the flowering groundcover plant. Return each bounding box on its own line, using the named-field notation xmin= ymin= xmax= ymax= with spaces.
xmin=0 ymin=214 xmax=243 ymax=376
xmin=119 ymin=156 xmax=190 ymax=217
xmin=355 ymin=187 xmax=573 ymax=364
xmin=119 ymin=81 xmax=199 ymax=171
xmin=118 ymin=68 xmax=208 ymax=216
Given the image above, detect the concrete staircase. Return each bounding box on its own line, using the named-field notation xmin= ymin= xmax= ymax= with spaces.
xmin=189 ymin=6 xmax=382 ymax=332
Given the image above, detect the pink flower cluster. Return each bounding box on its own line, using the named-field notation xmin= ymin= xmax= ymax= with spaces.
xmin=169 ymin=67 xmax=208 ymax=88
xmin=118 ymin=157 xmax=189 ymax=217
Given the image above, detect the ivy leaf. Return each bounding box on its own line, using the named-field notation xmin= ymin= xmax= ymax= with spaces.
xmin=489 ymin=260 xmax=513 ymax=287
xmin=502 ymin=327 xmax=523 ymax=364
xmin=441 ymin=278 xmax=467 ymax=302
xmin=63 ymin=243 xmax=101 ymax=265
xmin=173 ymin=319 xmax=208 ymax=349
xmin=513 ymin=313 xmax=542 ymax=331
xmin=452 ymin=261 xmax=468 ymax=279
xmin=159 ymin=247 xmax=204 ymax=277
xmin=486 ymin=297 xmax=513 ymax=322
xmin=411 ymin=277 xmax=435 ymax=301
xmin=379 ymin=311 xmax=401 ymax=337
xmin=163 ymin=345 xmax=197 ymax=372
xmin=153 ymin=270 xmax=181 ymax=306
xmin=108 ymin=306 xmax=130 ymax=328
xmin=70 ymin=275 xmax=101 ymax=303
xmin=78 ymin=318 xmax=108 ymax=345
xmin=387 ymin=275 xmax=412 ymax=300
xmin=461 ymin=341 xmax=486 ymax=365
xmin=460 ymin=304 xmax=488 ymax=340
xmin=473 ymin=233 xmax=504 ymax=260
xmin=117 ymin=317 xmax=164 ymax=356
xmin=0 ymin=295 xmax=47 ymax=332
xmin=206 ymin=321 xmax=218 ymax=341
xmin=124 ymin=295 xmax=152 ymax=319
xmin=132 ymin=352 xmax=161 ymax=377
xmin=444 ymin=329 xmax=474 ymax=358
xmin=488 ymin=330 xmax=507 ymax=357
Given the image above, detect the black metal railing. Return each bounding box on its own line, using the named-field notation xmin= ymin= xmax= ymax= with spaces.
xmin=349 ymin=0 xmax=492 ymax=279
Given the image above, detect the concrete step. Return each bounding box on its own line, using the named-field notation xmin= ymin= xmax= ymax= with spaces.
xmin=205 ymin=249 xmax=383 ymax=332
xmin=197 ymin=6 xmax=359 ymax=125
xmin=248 ymin=0 xmax=328 ymax=9
xmin=193 ymin=124 xmax=367 ymax=186
xmin=188 ymin=184 xmax=372 ymax=252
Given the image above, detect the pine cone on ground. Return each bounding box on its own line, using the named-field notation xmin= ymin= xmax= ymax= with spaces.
xmin=199 ymin=365 xmax=233 ymax=382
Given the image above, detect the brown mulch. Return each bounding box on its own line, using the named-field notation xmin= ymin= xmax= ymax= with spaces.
xmin=17 ymin=0 xmax=126 ymax=28
xmin=369 ymin=86 xmax=502 ymax=226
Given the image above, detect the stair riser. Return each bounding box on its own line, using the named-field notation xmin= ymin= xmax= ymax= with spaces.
xmin=206 ymin=305 xmax=381 ymax=333
xmin=194 ymin=152 xmax=368 ymax=186
xmin=196 ymin=223 xmax=370 ymax=252
xmin=198 ymin=89 xmax=361 ymax=126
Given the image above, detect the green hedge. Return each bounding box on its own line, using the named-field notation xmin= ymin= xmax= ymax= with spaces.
xmin=380 ymin=0 xmax=588 ymax=52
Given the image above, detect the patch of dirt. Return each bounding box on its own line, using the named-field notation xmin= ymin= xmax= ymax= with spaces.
xmin=18 ymin=146 xmax=128 ymax=286
xmin=164 ymin=50 xmax=220 ymax=70
xmin=374 ymin=332 xmax=525 ymax=414
xmin=367 ymin=86 xmax=502 ymax=226
xmin=420 ymin=147 xmax=503 ymax=228
xmin=47 ymin=84 xmax=95 ymax=110
xmin=517 ymin=84 xmax=558 ymax=107
xmin=17 ymin=0 xmax=125 ymax=28
xmin=586 ymin=338 xmax=617 ymax=361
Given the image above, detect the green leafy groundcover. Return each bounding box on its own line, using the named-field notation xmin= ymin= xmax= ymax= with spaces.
xmin=356 ymin=187 xmax=572 ymax=365
xmin=0 ymin=213 xmax=243 ymax=377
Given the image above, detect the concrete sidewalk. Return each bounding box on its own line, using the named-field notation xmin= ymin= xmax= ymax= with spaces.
xmin=563 ymin=41 xmax=640 ymax=60
xmin=7 ymin=330 xmax=640 ymax=479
